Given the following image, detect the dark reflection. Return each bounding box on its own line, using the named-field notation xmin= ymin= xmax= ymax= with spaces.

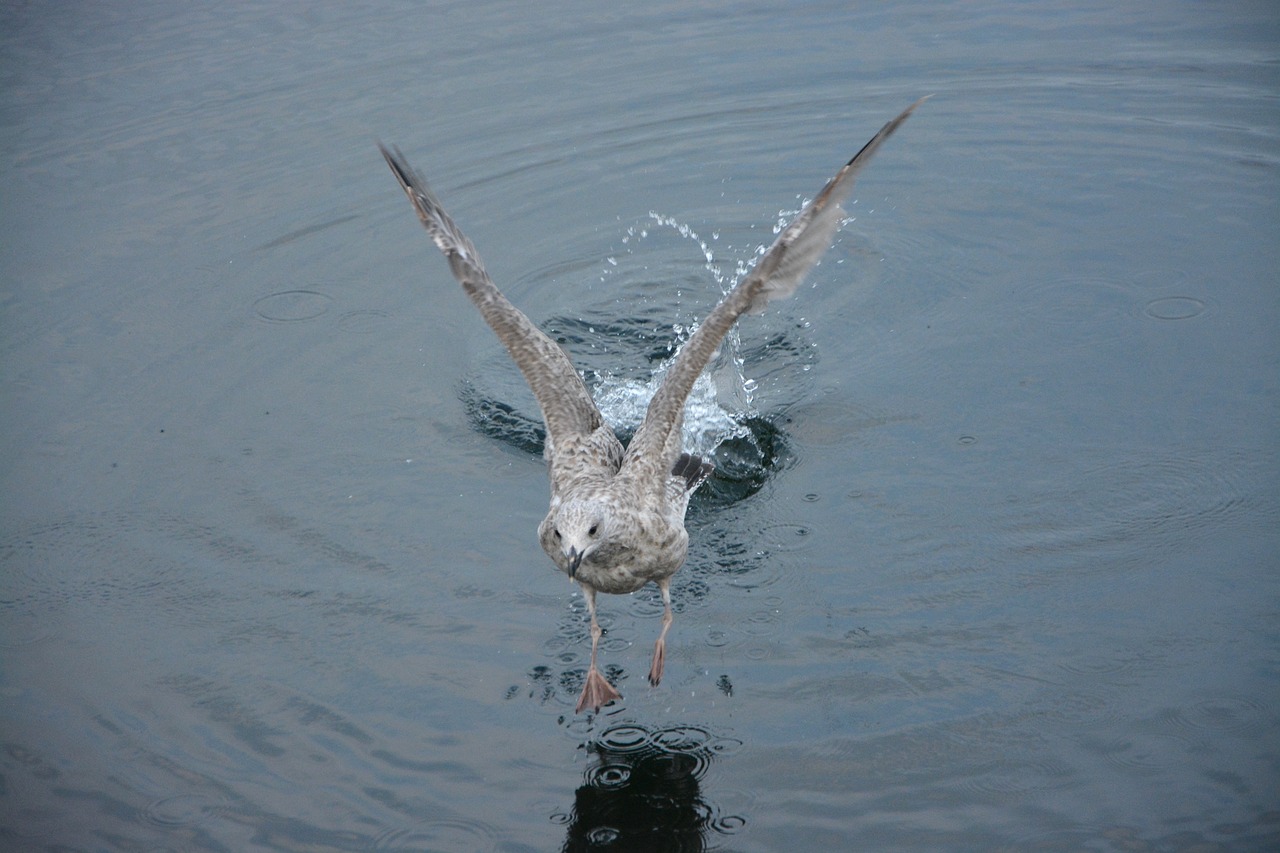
xmin=556 ymin=722 xmax=745 ymax=852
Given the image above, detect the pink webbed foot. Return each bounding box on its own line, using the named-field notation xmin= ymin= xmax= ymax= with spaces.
xmin=647 ymin=638 xmax=666 ymax=687
xmin=576 ymin=666 xmax=622 ymax=714
xmin=648 ymin=580 xmax=674 ymax=687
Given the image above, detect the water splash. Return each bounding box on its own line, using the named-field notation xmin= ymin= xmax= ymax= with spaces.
xmin=592 ymin=211 xmax=777 ymax=457
xmin=462 ymin=209 xmax=802 ymax=504
xmin=593 ymin=370 xmax=748 ymax=459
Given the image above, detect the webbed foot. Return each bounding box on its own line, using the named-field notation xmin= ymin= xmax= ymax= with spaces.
xmin=576 ymin=666 xmax=622 ymax=713
xmin=648 ymin=638 xmax=666 ymax=687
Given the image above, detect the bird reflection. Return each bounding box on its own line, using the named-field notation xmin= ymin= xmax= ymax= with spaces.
xmin=558 ymin=722 xmax=744 ymax=852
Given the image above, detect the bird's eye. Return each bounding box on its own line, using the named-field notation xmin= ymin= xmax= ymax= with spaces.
xmin=552 ymin=529 xmax=561 ymax=540
xmin=588 ymin=524 xmax=598 ymax=536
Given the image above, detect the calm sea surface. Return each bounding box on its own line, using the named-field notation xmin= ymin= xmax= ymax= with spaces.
xmin=2 ymin=2 xmax=1278 ymax=850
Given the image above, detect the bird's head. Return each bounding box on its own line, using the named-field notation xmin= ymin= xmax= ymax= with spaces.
xmin=545 ymin=499 xmax=611 ymax=578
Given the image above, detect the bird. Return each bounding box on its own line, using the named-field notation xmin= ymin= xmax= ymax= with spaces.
xmin=379 ymin=98 xmax=924 ymax=713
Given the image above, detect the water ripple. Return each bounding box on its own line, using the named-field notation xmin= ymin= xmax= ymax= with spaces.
xmin=371 ymin=819 xmax=499 ymax=852
xmin=992 ymin=448 xmax=1269 ymax=569
xmin=561 ymin=721 xmax=747 ymax=849
xmin=336 ymin=308 xmax=393 ymax=333
xmin=1159 ymin=695 xmax=1268 ymax=737
xmin=963 ymin=758 xmax=1077 ymax=797
xmin=140 ymin=792 xmax=230 ymax=829
xmin=1088 ymin=732 xmax=1190 ymax=777
xmin=1042 ymin=691 xmax=1121 ymax=727
xmin=1011 ymin=274 xmax=1139 ymax=349
xmin=757 ymin=522 xmax=814 ymax=553
xmin=1142 ymin=295 xmax=1207 ymax=320
xmin=252 ymin=289 xmax=332 ymax=322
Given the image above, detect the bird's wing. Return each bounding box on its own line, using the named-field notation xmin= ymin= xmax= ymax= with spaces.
xmin=380 ymin=144 xmax=606 ymax=449
xmin=621 ymin=98 xmax=926 ymax=489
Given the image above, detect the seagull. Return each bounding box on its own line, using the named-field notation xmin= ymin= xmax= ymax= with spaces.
xmin=379 ymin=98 xmax=923 ymax=713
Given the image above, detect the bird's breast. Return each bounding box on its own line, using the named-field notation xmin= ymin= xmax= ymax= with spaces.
xmin=570 ymin=532 xmax=688 ymax=595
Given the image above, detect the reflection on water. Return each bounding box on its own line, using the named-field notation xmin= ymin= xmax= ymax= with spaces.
xmin=557 ymin=721 xmax=745 ymax=852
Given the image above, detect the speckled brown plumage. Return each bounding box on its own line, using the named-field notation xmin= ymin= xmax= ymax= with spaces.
xmin=379 ymin=98 xmax=923 ymax=713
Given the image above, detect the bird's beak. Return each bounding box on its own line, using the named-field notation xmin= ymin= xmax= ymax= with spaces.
xmin=567 ymin=546 xmax=582 ymax=579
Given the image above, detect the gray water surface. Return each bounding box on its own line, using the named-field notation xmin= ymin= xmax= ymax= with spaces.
xmin=3 ymin=2 xmax=1278 ymax=851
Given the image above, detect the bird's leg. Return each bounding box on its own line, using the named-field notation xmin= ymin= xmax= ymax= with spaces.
xmin=575 ymin=584 xmax=622 ymax=713
xmin=648 ymin=579 xmax=674 ymax=687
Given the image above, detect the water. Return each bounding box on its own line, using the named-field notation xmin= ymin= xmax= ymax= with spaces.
xmin=2 ymin=1 xmax=1278 ymax=850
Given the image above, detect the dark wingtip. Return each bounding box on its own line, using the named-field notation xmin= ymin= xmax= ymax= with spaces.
xmin=840 ymin=95 xmax=930 ymax=170
xmin=377 ymin=141 xmax=414 ymax=188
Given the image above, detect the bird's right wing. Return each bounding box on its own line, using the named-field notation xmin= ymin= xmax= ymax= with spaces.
xmin=380 ymin=144 xmax=606 ymax=447
xmin=621 ymin=98 xmax=926 ymax=491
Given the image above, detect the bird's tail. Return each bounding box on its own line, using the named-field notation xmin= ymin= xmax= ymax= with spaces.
xmin=672 ymin=452 xmax=715 ymax=493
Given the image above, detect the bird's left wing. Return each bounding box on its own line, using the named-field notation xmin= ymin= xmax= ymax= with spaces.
xmin=380 ymin=144 xmax=607 ymax=448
